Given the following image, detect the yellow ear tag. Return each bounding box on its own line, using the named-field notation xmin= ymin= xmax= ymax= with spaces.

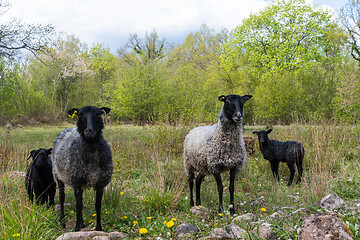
xmin=70 ymin=110 xmax=78 ymax=119
xmin=219 ymin=96 xmax=225 ymax=101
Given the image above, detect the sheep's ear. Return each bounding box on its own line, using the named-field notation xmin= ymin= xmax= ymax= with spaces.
xmin=252 ymin=131 xmax=258 ymax=135
xmin=68 ymin=108 xmax=79 ymax=118
xmin=100 ymin=107 xmax=111 ymax=115
xmin=243 ymin=95 xmax=252 ymax=101
xmin=28 ymin=150 xmax=36 ymax=159
xmin=46 ymin=148 xmax=52 ymax=155
xmin=267 ymin=129 xmax=272 ymax=134
xmin=218 ymin=95 xmax=226 ymax=101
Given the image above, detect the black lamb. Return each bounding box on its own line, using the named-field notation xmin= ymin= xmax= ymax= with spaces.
xmin=52 ymin=106 xmax=113 ymax=231
xmin=253 ymin=129 xmax=304 ymax=186
xmin=25 ymin=148 xmax=56 ymax=206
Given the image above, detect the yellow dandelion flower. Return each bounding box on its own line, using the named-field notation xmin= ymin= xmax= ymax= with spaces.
xmin=92 ymin=213 xmax=97 ymax=217
xmin=171 ymin=218 xmax=177 ymax=221
xmin=120 ymin=191 xmax=124 ymax=195
xmin=166 ymin=220 xmax=175 ymax=228
xmin=164 ymin=220 xmax=167 ymax=224
xmin=12 ymin=233 xmax=20 ymax=237
xmin=143 ymin=199 xmax=149 ymax=202
xmin=198 ymin=205 xmax=203 ymax=208
xmin=133 ymin=221 xmax=138 ymax=225
xmin=139 ymin=228 xmax=148 ymax=234
xmin=147 ymin=217 xmax=152 ymax=220
xmin=261 ymin=208 xmax=267 ymax=212
xmin=218 ymin=213 xmax=223 ymax=217
xmin=123 ymin=216 xmax=128 ymax=219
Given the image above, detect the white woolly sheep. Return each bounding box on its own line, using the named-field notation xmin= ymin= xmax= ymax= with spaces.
xmin=52 ymin=106 xmax=113 ymax=231
xmin=252 ymin=129 xmax=304 ymax=186
xmin=183 ymin=94 xmax=252 ymax=215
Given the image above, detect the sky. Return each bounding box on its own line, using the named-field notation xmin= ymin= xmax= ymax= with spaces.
xmin=1 ymin=0 xmax=348 ymax=53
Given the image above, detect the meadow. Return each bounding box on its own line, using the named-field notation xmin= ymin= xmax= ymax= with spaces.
xmin=1 ymin=122 xmax=360 ymax=239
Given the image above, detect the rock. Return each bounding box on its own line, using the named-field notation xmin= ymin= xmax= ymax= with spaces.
xmin=108 ymin=232 xmax=129 ymax=239
xmin=298 ymin=212 xmax=354 ymax=240
xmin=204 ymin=228 xmax=233 ymax=240
xmin=226 ymin=224 xmax=248 ymax=239
xmin=270 ymin=212 xmax=281 ymax=220
xmin=55 ymin=231 xmax=129 ymax=240
xmin=190 ymin=206 xmax=211 ymax=216
xmin=320 ymin=193 xmax=348 ymax=210
xmin=232 ymin=213 xmax=257 ymax=223
xmin=251 ymin=226 xmax=277 ymax=240
xmin=175 ymin=223 xmax=199 ymax=235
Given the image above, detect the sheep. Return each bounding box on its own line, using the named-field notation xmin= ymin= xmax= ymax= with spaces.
xmin=183 ymin=94 xmax=252 ymax=215
xmin=25 ymin=148 xmax=56 ymax=206
xmin=252 ymin=129 xmax=304 ymax=186
xmin=52 ymin=106 xmax=113 ymax=231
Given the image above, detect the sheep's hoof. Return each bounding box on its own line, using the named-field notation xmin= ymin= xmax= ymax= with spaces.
xmin=96 ymin=225 xmax=102 ymax=231
xmin=229 ymin=205 xmax=236 ymax=216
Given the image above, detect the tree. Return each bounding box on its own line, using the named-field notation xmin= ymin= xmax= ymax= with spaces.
xmin=221 ymin=0 xmax=344 ymax=123
xmin=88 ymin=44 xmax=117 ymax=104
xmin=340 ymin=0 xmax=360 ymax=62
xmin=28 ymin=34 xmax=93 ymax=114
xmin=0 ymin=0 xmax=54 ymax=58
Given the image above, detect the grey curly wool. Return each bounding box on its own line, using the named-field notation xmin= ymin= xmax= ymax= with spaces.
xmin=183 ymin=94 xmax=252 ymax=215
xmin=52 ymin=106 xmax=113 ymax=232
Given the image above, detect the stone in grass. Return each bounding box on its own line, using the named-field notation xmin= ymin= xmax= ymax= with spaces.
xmin=251 ymin=226 xmax=277 ymax=240
xmin=204 ymin=228 xmax=233 ymax=240
xmin=190 ymin=206 xmax=211 ymax=216
xmin=298 ymin=212 xmax=354 ymax=240
xmin=320 ymin=193 xmax=348 ymax=211
xmin=232 ymin=213 xmax=257 ymax=223
xmin=226 ymin=224 xmax=248 ymax=239
xmin=55 ymin=231 xmax=129 ymax=240
xmin=175 ymin=223 xmax=199 ymax=238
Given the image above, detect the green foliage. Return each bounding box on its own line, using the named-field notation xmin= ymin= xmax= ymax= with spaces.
xmin=221 ymin=0 xmax=345 ymax=124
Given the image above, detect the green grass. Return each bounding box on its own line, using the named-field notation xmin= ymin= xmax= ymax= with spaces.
xmin=1 ymin=123 xmax=360 ymax=239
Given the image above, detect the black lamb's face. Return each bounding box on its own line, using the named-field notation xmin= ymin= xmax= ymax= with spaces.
xmin=253 ymin=129 xmax=272 ymax=143
xmin=218 ymin=94 xmax=252 ymax=123
xmin=30 ymin=148 xmax=52 ymax=168
xmin=68 ymin=106 xmax=111 ymax=141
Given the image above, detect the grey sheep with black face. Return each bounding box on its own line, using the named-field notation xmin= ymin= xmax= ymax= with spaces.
xmin=52 ymin=106 xmax=113 ymax=232
xmin=253 ymin=129 xmax=304 ymax=186
xmin=183 ymin=94 xmax=252 ymax=215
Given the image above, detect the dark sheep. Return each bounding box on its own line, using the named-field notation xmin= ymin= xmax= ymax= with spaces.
xmin=184 ymin=94 xmax=252 ymax=215
xmin=252 ymin=129 xmax=304 ymax=186
xmin=25 ymin=148 xmax=56 ymax=206
xmin=52 ymin=106 xmax=113 ymax=231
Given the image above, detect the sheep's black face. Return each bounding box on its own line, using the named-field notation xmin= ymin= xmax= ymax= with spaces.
xmin=68 ymin=106 xmax=111 ymax=141
xmin=218 ymin=94 xmax=252 ymax=123
xmin=29 ymin=148 xmax=52 ymax=168
xmin=253 ymin=129 xmax=272 ymax=143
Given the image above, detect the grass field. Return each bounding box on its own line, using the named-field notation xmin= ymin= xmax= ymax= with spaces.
xmin=1 ymin=123 xmax=360 ymax=239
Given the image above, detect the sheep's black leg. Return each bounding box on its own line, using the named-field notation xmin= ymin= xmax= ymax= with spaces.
xmin=213 ymin=172 xmax=224 ymax=213
xmin=48 ymin=183 xmax=56 ymax=207
xmin=188 ymin=171 xmax=195 ymax=207
xmin=58 ymin=180 xmax=66 ymax=228
xmin=296 ymin=152 xmax=303 ymax=184
xmin=270 ymin=161 xmax=280 ymax=182
xmin=287 ymin=163 xmax=295 ymax=186
xmin=195 ymin=174 xmax=205 ymax=206
xmin=74 ymin=187 xmax=84 ymax=232
xmin=95 ymin=187 xmax=104 ymax=231
xmin=229 ymin=168 xmax=237 ymax=216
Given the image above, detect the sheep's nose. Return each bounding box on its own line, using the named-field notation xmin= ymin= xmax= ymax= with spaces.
xmin=84 ymin=128 xmax=96 ymax=138
xmin=233 ymin=112 xmax=242 ymax=122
